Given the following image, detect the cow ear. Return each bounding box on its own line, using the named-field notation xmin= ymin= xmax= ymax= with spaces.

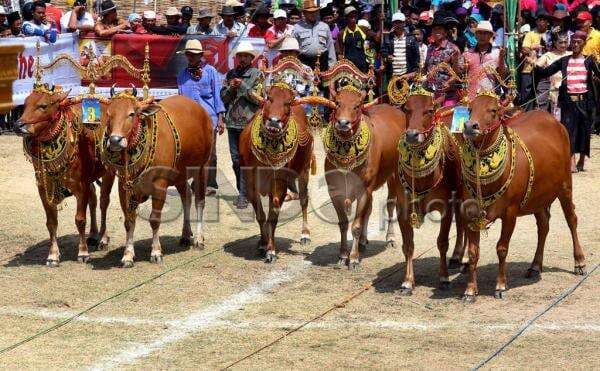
xmin=139 ymin=104 xmax=161 ymax=117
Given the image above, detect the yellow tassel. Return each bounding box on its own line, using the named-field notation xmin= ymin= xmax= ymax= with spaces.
xmin=310 ymin=154 xmax=317 ymax=175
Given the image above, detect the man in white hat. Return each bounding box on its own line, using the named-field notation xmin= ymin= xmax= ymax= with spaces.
xmin=382 ymin=11 xmax=420 ymax=81
xmin=459 ymin=20 xmax=506 ymax=100
xmin=265 ymin=9 xmax=293 ymax=49
xmin=187 ymin=8 xmax=217 ymax=35
xmin=142 ymin=10 xmax=157 ymax=33
xmin=178 ymin=39 xmax=226 ymax=196
xmin=149 ymin=6 xmax=187 ymax=35
xmin=220 ymin=41 xmax=262 ymax=209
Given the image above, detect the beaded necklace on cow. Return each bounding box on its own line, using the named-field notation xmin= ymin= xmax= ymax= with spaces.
xmin=322 ymin=85 xmax=372 ymax=171
xmin=23 ymin=85 xmax=82 ymax=206
xmin=460 ymin=91 xmax=535 ymax=231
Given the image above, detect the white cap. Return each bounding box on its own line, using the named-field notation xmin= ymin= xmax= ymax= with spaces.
xmin=358 ymin=19 xmax=371 ymax=29
xmin=279 ymin=37 xmax=300 ymax=52
xmin=143 ymin=10 xmax=156 ymax=19
xmin=0 ymin=6 xmax=6 ymax=15
xmin=391 ymin=11 xmax=405 ymax=22
xmin=474 ymin=20 xmax=494 ymax=33
xmin=273 ymin=9 xmax=287 ymax=19
xmin=165 ymin=7 xmax=181 ymax=17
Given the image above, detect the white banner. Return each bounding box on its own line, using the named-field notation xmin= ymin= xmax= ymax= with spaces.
xmin=0 ymin=34 xmax=82 ymax=105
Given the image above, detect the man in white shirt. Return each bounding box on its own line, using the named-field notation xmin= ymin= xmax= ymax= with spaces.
xmin=60 ymin=0 xmax=94 ymax=34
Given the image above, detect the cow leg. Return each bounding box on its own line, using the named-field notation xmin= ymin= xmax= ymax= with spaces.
xmin=148 ymin=179 xmax=169 ymax=263
xmin=359 ymin=202 xmax=372 ymax=251
xmin=331 ymin=194 xmax=349 ymax=267
xmin=192 ymin=168 xmax=207 ymax=250
xmin=86 ymin=183 xmax=100 ymax=248
xmin=75 ymin=187 xmax=91 ymax=264
xmin=437 ymin=205 xmax=452 ymax=290
xmin=397 ymin=210 xmax=415 ymax=295
xmin=298 ymin=170 xmax=311 ymax=245
xmin=449 ymin=200 xmax=467 ymax=269
xmin=385 ymin=187 xmax=397 ymax=248
xmin=98 ymin=173 xmax=114 ymax=250
xmin=463 ymin=230 xmax=480 ymax=303
xmin=264 ymin=187 xmax=285 ymax=263
xmin=558 ymin=188 xmax=587 ymax=275
xmin=494 ymin=211 xmax=517 ymax=299
xmin=348 ymin=191 xmax=372 ymax=270
xmin=247 ymin=169 xmax=268 ymax=253
xmin=527 ymin=208 xmax=550 ymax=278
xmin=39 ymin=188 xmax=60 ymax=267
xmin=118 ymin=183 xmax=136 ymax=268
xmin=177 ymin=182 xmax=193 ymax=247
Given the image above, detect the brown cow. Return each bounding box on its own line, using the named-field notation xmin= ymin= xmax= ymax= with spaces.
xmin=459 ymin=93 xmax=587 ymax=302
xmin=239 ymin=84 xmax=315 ymax=263
xmin=15 ymin=85 xmax=114 ymax=266
xmin=103 ymin=89 xmax=212 ymax=267
xmin=320 ymin=86 xmax=406 ymax=269
xmin=395 ymin=93 xmax=465 ymax=294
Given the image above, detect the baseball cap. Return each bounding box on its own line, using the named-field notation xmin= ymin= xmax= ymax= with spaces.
xmin=392 ymin=11 xmax=406 ymax=22
xmin=181 ymin=6 xmax=193 ymax=16
xmin=273 ymin=9 xmax=287 ymax=19
xmin=143 ymin=10 xmax=156 ymax=19
xmin=419 ymin=10 xmax=430 ymax=21
xmin=358 ymin=19 xmax=371 ymax=29
xmin=576 ymin=11 xmax=592 ymax=21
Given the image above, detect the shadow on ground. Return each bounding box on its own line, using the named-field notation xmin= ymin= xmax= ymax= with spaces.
xmin=372 ymin=256 xmax=577 ymax=300
xmin=305 ymin=240 xmax=388 ymax=266
xmin=224 ymin=235 xmax=306 ymax=261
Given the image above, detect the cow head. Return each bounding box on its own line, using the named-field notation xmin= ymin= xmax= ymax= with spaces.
xmin=105 ymin=85 xmax=159 ymax=152
xmin=464 ymin=92 xmax=501 ymax=140
xmin=401 ymin=93 xmax=443 ymax=145
xmin=330 ymin=85 xmax=366 ymax=140
xmin=15 ymin=85 xmax=69 ymax=138
xmin=261 ymin=83 xmax=296 ymax=137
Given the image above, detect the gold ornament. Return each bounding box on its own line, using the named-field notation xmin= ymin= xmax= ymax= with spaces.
xmin=322 ymin=119 xmax=371 ymax=170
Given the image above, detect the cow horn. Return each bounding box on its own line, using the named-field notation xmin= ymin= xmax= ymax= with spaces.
xmin=50 ymin=85 xmax=55 ymax=92
xmin=293 ymin=96 xmax=336 ymax=109
xmin=362 ymin=97 xmax=380 ymax=110
xmin=130 ymin=84 xmax=138 ymax=97
xmin=110 ymin=83 xmax=116 ymax=97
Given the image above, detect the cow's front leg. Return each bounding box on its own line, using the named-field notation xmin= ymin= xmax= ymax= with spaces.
xmin=348 ymin=190 xmax=372 ymax=270
xmin=149 ymin=179 xmax=169 ymax=264
xmin=39 ymin=187 xmax=60 ymax=267
xmin=118 ymin=183 xmax=137 ymax=268
xmin=75 ymin=186 xmax=91 ymax=264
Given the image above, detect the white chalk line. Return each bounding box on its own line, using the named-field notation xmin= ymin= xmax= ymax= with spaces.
xmin=2 ymin=306 xmax=599 ymax=333
xmin=88 ymin=260 xmax=313 ymax=370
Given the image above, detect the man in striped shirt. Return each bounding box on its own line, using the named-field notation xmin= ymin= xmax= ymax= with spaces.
xmin=382 ymin=12 xmax=420 ymax=83
xmin=531 ymin=31 xmax=600 ymax=172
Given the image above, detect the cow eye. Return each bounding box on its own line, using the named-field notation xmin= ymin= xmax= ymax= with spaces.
xmin=128 ymin=112 xmax=135 ymax=117
xmin=426 ymin=109 xmax=434 ymax=115
xmin=37 ymin=104 xmax=47 ymax=110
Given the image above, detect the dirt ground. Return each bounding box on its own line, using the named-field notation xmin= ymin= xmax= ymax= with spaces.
xmin=0 ymin=132 xmax=598 ymax=369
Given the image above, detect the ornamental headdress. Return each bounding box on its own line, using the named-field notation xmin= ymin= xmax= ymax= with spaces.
xmin=318 ymin=58 xmax=376 ymax=101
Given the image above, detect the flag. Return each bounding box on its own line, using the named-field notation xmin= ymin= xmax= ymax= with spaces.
xmin=505 ymin=0 xmax=518 ymax=82
xmin=390 ymin=0 xmax=398 ymax=13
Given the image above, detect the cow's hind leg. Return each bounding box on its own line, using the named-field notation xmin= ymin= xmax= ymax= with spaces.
xmin=558 ymin=187 xmax=587 ymax=275
xmin=192 ymin=169 xmax=206 ymax=250
xmin=449 ymin=200 xmax=467 ymax=269
xmin=178 ymin=181 xmax=193 ymax=247
xmin=527 ymin=207 xmax=550 ymax=278
xmin=437 ymin=205 xmax=453 ymax=290
xmin=298 ymin=171 xmax=311 ymax=245
xmin=385 ymin=185 xmax=397 ymax=248
xmin=98 ymin=173 xmax=115 ymax=250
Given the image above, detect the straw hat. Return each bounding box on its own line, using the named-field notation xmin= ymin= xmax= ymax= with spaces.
xmin=279 ymin=37 xmax=300 ymax=52
xmin=165 ymin=7 xmax=181 ymax=17
xmin=303 ymin=0 xmax=320 ymax=12
xmin=183 ymin=39 xmax=204 ymax=54
xmin=234 ymin=40 xmax=258 ymax=57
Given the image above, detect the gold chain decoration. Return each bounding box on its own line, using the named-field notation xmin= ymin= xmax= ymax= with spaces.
xmin=23 ymin=109 xmax=80 ymax=206
xmin=322 ymin=119 xmax=371 ymax=170
xmin=461 ymin=129 xmax=508 ymax=185
xmin=397 ymin=125 xmax=446 ymax=228
xmin=250 ymin=114 xmax=299 ymax=168
xmin=388 ymin=76 xmax=409 ymax=105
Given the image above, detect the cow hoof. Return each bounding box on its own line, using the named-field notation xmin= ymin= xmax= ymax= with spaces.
xmin=300 ymin=236 xmax=311 ymax=245
xmin=46 ymin=259 xmax=59 ymax=268
xmin=334 ymin=258 xmax=348 ymax=269
xmin=574 ymin=265 xmax=587 ymax=276
xmin=526 ymin=268 xmax=541 ymax=279
xmin=86 ymin=236 xmax=100 ymax=248
xmin=399 ymin=286 xmax=413 ymax=296
xmin=179 ymin=237 xmax=192 ymax=247
xmin=77 ymin=255 xmax=90 ymax=264
xmin=122 ymin=260 xmax=134 ymax=269
xmin=265 ymin=253 xmax=277 ymax=264
xmin=150 ymin=255 xmax=163 ymax=264
xmin=193 ymin=241 xmax=205 ymax=250
xmin=462 ymin=294 xmax=476 ymax=304
xmin=448 ymin=259 xmax=462 ymax=270
xmin=386 ymin=239 xmax=396 ymax=248
xmin=439 ymin=281 xmax=451 ymax=291
xmin=98 ymin=238 xmax=110 ymax=251
xmin=348 ymin=261 xmax=360 ymax=271
xmin=494 ymin=289 xmax=506 ymax=299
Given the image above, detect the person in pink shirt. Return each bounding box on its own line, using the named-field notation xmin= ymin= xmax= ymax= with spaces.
xmin=459 ymin=20 xmax=507 ymax=100
xmin=247 ymin=6 xmax=271 ymax=38
xmin=264 ymin=9 xmax=293 ymax=49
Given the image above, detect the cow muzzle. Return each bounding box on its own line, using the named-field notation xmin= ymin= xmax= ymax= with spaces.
xmin=108 ymin=135 xmax=128 ymax=152
xmin=265 ymin=117 xmax=283 ymax=135
xmin=464 ymin=120 xmax=481 ymax=138
xmin=405 ymin=129 xmax=424 ymax=145
xmin=13 ymin=120 xmax=30 ymax=136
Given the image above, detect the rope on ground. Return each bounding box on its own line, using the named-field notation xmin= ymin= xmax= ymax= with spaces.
xmin=0 ymin=197 xmax=332 ymax=356
xmin=221 ymin=240 xmax=444 ymax=370
xmin=471 ymin=263 xmax=599 ymax=371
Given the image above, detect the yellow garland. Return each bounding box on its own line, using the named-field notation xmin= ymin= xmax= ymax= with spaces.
xmin=322 ymin=119 xmax=371 ymax=170
xmin=250 ymin=114 xmax=299 ymax=168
